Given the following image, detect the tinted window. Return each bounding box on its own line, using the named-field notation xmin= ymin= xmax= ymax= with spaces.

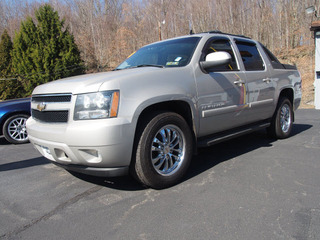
xmin=116 ymin=37 xmax=201 ymax=70
xmin=262 ymin=45 xmax=279 ymax=63
xmin=203 ymin=39 xmax=238 ymax=72
xmin=260 ymin=43 xmax=285 ymax=69
xmin=236 ymin=41 xmax=265 ymax=71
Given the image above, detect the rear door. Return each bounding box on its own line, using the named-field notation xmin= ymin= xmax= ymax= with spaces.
xmin=234 ymin=40 xmax=275 ymax=121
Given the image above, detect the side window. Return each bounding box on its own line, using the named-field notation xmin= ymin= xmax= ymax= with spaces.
xmin=260 ymin=44 xmax=285 ymax=69
xmin=203 ymin=39 xmax=239 ymax=72
xmin=236 ymin=41 xmax=265 ymax=71
xmin=262 ymin=45 xmax=279 ymax=63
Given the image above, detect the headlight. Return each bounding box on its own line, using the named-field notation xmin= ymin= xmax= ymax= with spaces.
xmin=74 ymin=91 xmax=120 ymax=120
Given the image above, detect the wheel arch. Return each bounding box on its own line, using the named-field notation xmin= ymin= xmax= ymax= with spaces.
xmin=279 ymin=88 xmax=294 ymax=105
xmin=278 ymin=88 xmax=294 ymax=121
xmin=131 ymin=100 xmax=197 ymax=163
xmin=136 ymin=100 xmax=196 ymax=135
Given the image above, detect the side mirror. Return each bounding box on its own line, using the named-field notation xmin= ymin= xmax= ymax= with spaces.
xmin=200 ymin=51 xmax=232 ymax=71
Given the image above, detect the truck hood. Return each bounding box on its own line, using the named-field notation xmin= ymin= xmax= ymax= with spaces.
xmin=32 ymin=67 xmax=165 ymax=95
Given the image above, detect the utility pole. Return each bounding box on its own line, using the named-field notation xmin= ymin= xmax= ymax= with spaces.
xmin=158 ymin=20 xmax=165 ymax=41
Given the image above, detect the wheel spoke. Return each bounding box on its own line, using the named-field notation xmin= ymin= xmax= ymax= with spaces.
xmin=163 ymin=157 xmax=169 ymax=171
xmin=154 ymin=157 xmax=165 ymax=170
xmin=159 ymin=129 xmax=167 ymax=144
xmin=172 ymin=147 xmax=182 ymax=154
xmin=169 ymin=131 xmax=177 ymax=144
xmin=152 ymin=154 xmax=162 ymax=164
xmin=151 ymin=145 xmax=162 ymax=152
xmin=12 ymin=131 xmax=19 ymax=138
xmin=171 ymin=138 xmax=180 ymax=149
xmin=153 ymin=137 xmax=164 ymax=146
xmin=168 ymin=154 xmax=174 ymax=168
xmin=166 ymin=128 xmax=171 ymax=144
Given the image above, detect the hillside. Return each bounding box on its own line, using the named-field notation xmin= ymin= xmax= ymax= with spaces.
xmin=276 ymin=45 xmax=315 ymax=109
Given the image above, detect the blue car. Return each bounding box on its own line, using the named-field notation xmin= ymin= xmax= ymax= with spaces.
xmin=0 ymin=98 xmax=31 ymax=144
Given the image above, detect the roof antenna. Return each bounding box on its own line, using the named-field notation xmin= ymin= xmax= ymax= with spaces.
xmin=189 ymin=29 xmax=194 ymax=35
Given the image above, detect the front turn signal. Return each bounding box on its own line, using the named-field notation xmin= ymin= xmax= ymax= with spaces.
xmin=110 ymin=91 xmax=120 ymax=117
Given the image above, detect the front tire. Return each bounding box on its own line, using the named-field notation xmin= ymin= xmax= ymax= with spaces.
xmin=132 ymin=112 xmax=193 ymax=189
xmin=267 ymin=97 xmax=293 ymax=139
xmin=3 ymin=114 xmax=30 ymax=144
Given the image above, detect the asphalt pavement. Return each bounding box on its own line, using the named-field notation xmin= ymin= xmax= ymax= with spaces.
xmin=0 ymin=109 xmax=319 ymax=240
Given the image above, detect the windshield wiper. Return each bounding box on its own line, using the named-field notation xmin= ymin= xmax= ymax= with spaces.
xmin=114 ymin=64 xmax=165 ymax=71
xmin=135 ymin=64 xmax=164 ymax=68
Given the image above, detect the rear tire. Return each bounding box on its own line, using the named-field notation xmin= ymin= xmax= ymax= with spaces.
xmin=131 ymin=112 xmax=193 ymax=189
xmin=267 ymin=97 xmax=293 ymax=139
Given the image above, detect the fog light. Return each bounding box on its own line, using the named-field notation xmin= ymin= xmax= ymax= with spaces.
xmin=79 ymin=149 xmax=102 ymax=163
xmin=35 ymin=144 xmax=54 ymax=161
xmin=54 ymin=149 xmax=71 ymax=162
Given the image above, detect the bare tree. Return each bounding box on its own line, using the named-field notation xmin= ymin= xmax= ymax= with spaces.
xmin=0 ymin=0 xmax=316 ymax=70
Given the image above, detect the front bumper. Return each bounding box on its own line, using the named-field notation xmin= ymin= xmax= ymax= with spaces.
xmin=27 ymin=117 xmax=135 ymax=177
xmin=53 ymin=162 xmax=129 ymax=177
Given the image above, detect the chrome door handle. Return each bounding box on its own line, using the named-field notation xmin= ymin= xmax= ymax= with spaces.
xmin=234 ymin=80 xmax=245 ymax=86
xmin=263 ymin=78 xmax=271 ymax=83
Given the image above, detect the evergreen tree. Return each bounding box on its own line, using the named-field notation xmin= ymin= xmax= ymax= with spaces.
xmin=0 ymin=30 xmax=12 ymax=76
xmin=0 ymin=30 xmax=23 ymax=100
xmin=12 ymin=4 xmax=84 ymax=96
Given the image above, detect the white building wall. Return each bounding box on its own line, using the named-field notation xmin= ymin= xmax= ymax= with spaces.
xmin=315 ymin=32 xmax=320 ymax=109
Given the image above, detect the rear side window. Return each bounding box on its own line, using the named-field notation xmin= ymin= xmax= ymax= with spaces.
xmin=236 ymin=41 xmax=265 ymax=71
xmin=260 ymin=43 xmax=285 ymax=69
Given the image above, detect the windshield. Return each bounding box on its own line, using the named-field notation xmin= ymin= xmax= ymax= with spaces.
xmin=115 ymin=37 xmax=201 ymax=70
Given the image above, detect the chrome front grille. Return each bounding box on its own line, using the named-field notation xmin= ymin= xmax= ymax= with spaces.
xmin=32 ymin=95 xmax=71 ymax=103
xmin=31 ymin=94 xmax=72 ymax=123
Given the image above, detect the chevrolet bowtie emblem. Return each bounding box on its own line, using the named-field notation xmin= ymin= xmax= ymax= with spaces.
xmin=37 ymin=102 xmax=47 ymax=111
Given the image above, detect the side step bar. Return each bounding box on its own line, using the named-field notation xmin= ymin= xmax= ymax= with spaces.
xmin=197 ymin=121 xmax=271 ymax=147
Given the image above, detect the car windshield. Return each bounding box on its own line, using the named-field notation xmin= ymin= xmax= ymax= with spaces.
xmin=115 ymin=37 xmax=201 ymax=70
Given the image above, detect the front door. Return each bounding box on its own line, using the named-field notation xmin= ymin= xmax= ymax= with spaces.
xmin=196 ymin=37 xmax=248 ymax=137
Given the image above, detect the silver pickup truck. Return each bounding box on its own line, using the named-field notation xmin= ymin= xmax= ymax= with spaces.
xmin=27 ymin=31 xmax=302 ymax=189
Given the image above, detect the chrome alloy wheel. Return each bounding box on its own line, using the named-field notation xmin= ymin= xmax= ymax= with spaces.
xmin=151 ymin=125 xmax=186 ymax=176
xmin=280 ymin=104 xmax=291 ymax=133
xmin=7 ymin=117 xmax=28 ymax=142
